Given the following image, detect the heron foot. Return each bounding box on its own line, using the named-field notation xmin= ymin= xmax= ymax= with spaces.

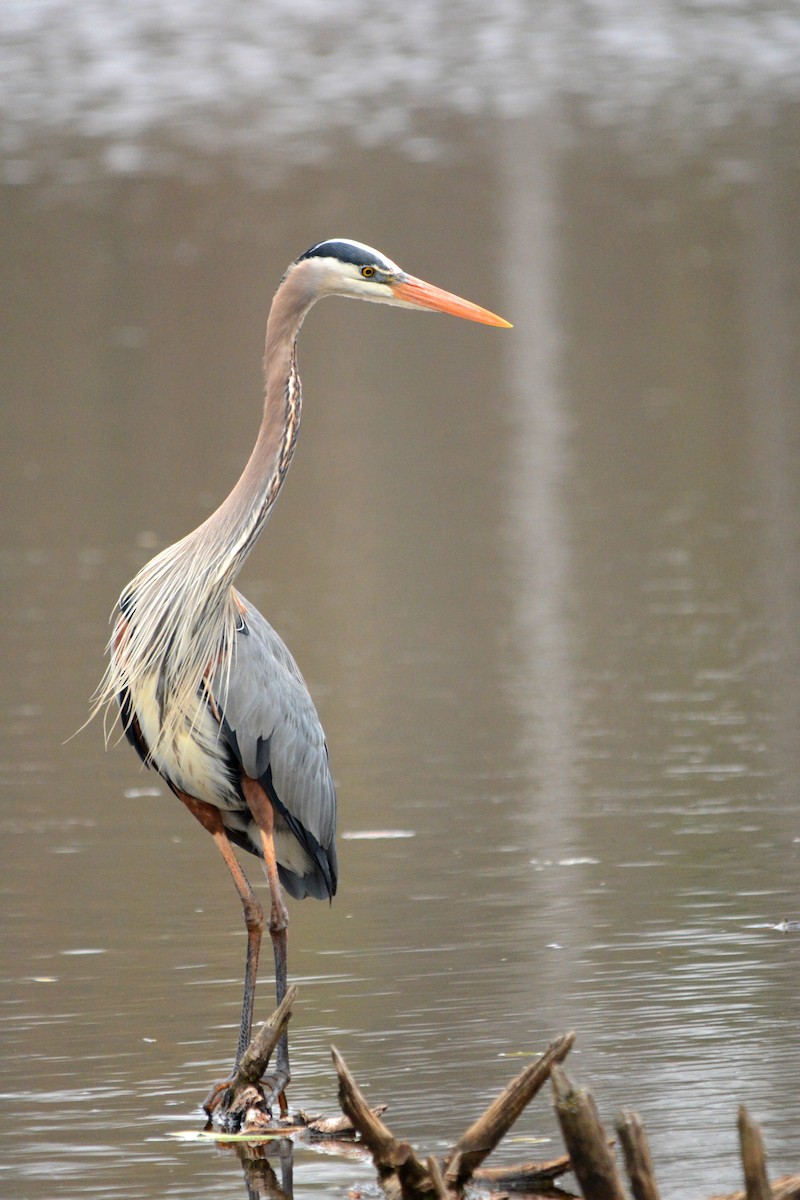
xmin=203 ymin=1078 xmax=268 ymax=1132
xmin=259 ymin=1067 xmax=290 ymax=1117
xmin=202 ymin=1077 xmax=235 ymax=1118
xmin=201 ymin=1069 xmax=290 ymax=1131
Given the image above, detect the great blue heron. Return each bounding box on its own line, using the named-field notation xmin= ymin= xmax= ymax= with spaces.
xmin=93 ymin=238 xmax=511 ymax=1115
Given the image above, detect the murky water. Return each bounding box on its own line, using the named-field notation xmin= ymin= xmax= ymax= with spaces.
xmin=2 ymin=5 xmax=800 ymax=1198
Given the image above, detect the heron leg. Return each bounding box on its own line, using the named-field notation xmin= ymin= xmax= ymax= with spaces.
xmin=174 ymin=790 xmax=264 ymax=1071
xmin=241 ymin=776 xmax=290 ymax=1115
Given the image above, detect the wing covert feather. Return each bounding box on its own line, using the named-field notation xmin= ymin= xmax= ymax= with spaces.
xmin=210 ymin=596 xmax=337 ymax=853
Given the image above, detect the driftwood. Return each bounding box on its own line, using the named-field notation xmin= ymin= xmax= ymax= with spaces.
xmin=445 ymin=1032 xmax=576 ymax=1189
xmin=332 ymin=1033 xmax=576 ymax=1198
xmin=330 ymin=1033 xmax=800 ymax=1200
xmin=295 ymin=1103 xmax=389 ymax=1138
xmin=192 ymin=988 xmax=800 ymax=1200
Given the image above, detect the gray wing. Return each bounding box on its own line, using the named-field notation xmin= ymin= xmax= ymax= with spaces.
xmin=210 ymin=593 xmax=337 ymax=900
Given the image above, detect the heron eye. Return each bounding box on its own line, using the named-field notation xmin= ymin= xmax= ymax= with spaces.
xmin=361 ymin=266 xmax=376 ymax=278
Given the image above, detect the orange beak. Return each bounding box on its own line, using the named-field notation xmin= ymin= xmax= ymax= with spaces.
xmin=391 ymin=274 xmax=512 ymax=328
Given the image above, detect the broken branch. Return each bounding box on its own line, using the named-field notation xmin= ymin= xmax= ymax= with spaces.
xmin=331 ymin=1045 xmax=432 ymax=1197
xmin=552 ymin=1063 xmax=626 ymax=1200
xmin=234 ymin=984 xmax=298 ymax=1090
xmin=738 ymin=1106 xmax=771 ymax=1200
xmin=616 ymin=1108 xmax=661 ymax=1200
xmin=444 ymin=1030 xmax=575 ymax=1189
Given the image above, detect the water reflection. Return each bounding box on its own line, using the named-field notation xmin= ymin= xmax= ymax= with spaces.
xmin=226 ymin=1139 xmax=294 ymax=1200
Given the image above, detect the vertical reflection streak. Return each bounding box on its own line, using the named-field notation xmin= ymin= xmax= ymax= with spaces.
xmin=498 ymin=115 xmax=581 ymax=845
xmin=739 ymin=140 xmax=800 ymax=816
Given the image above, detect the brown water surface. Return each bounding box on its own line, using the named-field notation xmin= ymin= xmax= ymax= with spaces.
xmin=2 ymin=6 xmax=800 ymax=1198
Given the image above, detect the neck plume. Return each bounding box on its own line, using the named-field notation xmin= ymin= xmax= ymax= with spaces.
xmin=91 ymin=261 xmax=317 ymax=754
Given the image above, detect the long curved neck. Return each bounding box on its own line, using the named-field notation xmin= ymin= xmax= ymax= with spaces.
xmin=193 ymin=264 xmax=317 ymax=584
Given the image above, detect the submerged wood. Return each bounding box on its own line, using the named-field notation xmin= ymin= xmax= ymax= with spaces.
xmin=472 ymin=1150 xmax=574 ymax=1188
xmin=710 ymin=1179 xmax=800 ymax=1200
xmin=296 ymin=1104 xmax=389 ymax=1138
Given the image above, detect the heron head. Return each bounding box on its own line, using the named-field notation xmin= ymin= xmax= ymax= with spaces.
xmin=292 ymin=238 xmax=512 ymax=328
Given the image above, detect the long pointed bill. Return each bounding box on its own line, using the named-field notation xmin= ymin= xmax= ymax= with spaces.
xmin=391 ymin=274 xmax=512 ymax=328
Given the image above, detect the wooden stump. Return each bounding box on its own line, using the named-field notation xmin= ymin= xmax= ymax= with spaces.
xmin=738 ymin=1106 xmax=771 ymax=1200
xmin=616 ymin=1108 xmax=661 ymax=1200
xmin=551 ymin=1064 xmax=626 ymax=1200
